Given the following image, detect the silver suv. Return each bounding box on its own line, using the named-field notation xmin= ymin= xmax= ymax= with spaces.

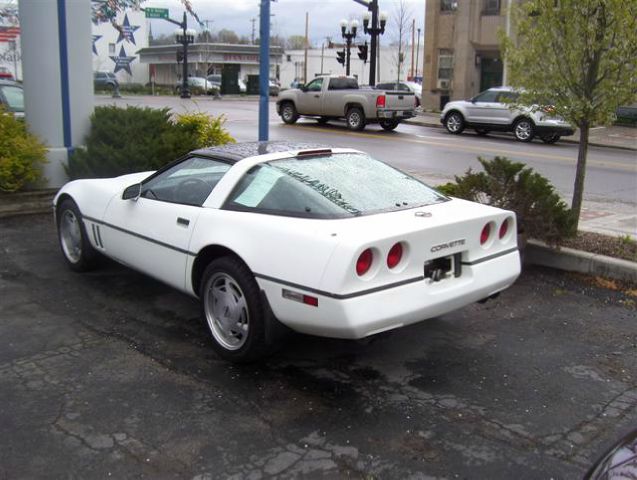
xmin=441 ymin=87 xmax=574 ymax=143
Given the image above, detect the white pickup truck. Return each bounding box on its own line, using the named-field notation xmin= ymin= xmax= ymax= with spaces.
xmin=276 ymin=76 xmax=416 ymax=131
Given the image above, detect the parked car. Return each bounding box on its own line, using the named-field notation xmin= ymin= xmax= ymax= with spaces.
xmin=206 ymin=74 xmax=221 ymax=88
xmin=93 ymin=71 xmax=119 ymax=91
xmin=0 ymin=79 xmax=24 ymax=118
xmin=54 ymin=141 xmax=521 ymax=362
xmin=269 ymin=79 xmax=280 ymax=96
xmin=277 ymin=75 xmax=416 ymax=131
xmin=441 ymin=87 xmax=575 ymax=143
xmin=376 ymin=81 xmax=422 ymax=107
xmin=585 ymin=429 xmax=637 ymax=479
xmin=0 ymin=66 xmax=14 ymax=81
xmin=175 ymin=76 xmax=218 ymax=95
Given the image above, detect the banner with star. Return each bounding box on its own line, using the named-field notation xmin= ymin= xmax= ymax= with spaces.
xmin=110 ymin=45 xmax=135 ymax=75
xmin=116 ymin=13 xmax=140 ymax=45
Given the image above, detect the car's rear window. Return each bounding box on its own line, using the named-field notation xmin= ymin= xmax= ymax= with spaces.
xmin=223 ymin=153 xmax=447 ymax=218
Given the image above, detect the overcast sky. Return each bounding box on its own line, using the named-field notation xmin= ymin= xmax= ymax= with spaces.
xmin=147 ymin=0 xmax=426 ymax=45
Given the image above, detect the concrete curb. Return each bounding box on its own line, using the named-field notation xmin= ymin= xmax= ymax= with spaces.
xmin=525 ymin=239 xmax=637 ymax=283
xmin=0 ymin=189 xmax=56 ymax=219
xmin=403 ymin=118 xmax=637 ymax=152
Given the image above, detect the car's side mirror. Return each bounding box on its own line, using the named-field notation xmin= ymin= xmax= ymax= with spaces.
xmin=300 ymin=85 xmax=308 ymax=92
xmin=122 ymin=183 xmax=142 ymax=201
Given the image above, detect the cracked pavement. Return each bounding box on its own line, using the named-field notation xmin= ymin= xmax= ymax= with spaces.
xmin=0 ymin=214 xmax=635 ymax=479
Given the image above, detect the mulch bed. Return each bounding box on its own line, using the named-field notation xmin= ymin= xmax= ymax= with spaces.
xmin=561 ymin=231 xmax=637 ymax=262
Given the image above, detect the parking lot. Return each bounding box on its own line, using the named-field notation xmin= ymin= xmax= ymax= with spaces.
xmin=1 ymin=213 xmax=636 ymax=479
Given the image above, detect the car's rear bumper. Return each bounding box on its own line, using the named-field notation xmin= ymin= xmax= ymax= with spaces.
xmin=377 ymin=109 xmax=415 ymax=120
xmin=258 ymin=249 xmax=520 ymax=339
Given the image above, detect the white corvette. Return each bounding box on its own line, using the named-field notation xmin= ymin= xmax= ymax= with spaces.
xmin=54 ymin=142 xmax=521 ymax=362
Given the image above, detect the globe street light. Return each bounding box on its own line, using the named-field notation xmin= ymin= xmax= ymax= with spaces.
xmin=361 ymin=2 xmax=388 ymax=86
xmin=340 ymin=19 xmax=358 ymax=76
xmin=174 ymin=13 xmax=195 ymax=99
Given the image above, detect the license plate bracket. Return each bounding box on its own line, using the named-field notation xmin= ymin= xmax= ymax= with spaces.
xmin=424 ymin=253 xmax=462 ymax=282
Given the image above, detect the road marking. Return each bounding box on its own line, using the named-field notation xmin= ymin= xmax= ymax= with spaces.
xmin=281 ymin=125 xmax=635 ymax=172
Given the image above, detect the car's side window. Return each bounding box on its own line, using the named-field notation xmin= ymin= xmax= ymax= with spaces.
xmin=141 ymin=156 xmax=231 ymax=206
xmin=497 ymin=92 xmax=518 ymax=103
xmin=306 ymin=78 xmax=323 ymax=92
xmin=473 ymin=90 xmax=499 ymax=103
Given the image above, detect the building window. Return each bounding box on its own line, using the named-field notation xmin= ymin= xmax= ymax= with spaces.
xmin=440 ymin=0 xmax=458 ymax=12
xmin=483 ymin=0 xmax=501 ymax=15
xmin=108 ymin=43 xmax=115 ymax=55
xmin=437 ymin=49 xmax=453 ymax=80
xmin=286 ymin=54 xmax=292 ymax=62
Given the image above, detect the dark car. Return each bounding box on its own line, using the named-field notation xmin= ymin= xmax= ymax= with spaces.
xmin=0 ymin=79 xmax=24 ymax=118
xmin=94 ymin=71 xmax=119 ymax=91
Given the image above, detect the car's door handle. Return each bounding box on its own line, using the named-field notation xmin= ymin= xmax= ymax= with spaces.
xmin=177 ymin=217 xmax=190 ymax=227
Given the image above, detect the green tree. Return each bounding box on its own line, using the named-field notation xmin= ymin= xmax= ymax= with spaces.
xmin=501 ymin=0 xmax=637 ymax=231
xmin=217 ymin=29 xmax=240 ymax=44
xmin=286 ymin=35 xmax=307 ymax=50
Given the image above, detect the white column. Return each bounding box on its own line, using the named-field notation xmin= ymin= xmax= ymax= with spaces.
xmin=18 ymin=0 xmax=93 ymax=187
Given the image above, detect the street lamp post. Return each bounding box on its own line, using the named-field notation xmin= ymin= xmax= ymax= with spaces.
xmin=173 ymin=12 xmax=195 ymax=99
xmin=361 ymin=1 xmax=387 ymax=86
xmin=415 ymin=27 xmax=421 ymax=80
xmin=340 ymin=19 xmax=358 ymax=76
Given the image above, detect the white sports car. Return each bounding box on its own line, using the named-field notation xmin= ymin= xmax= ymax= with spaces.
xmin=54 ymin=142 xmax=521 ymax=362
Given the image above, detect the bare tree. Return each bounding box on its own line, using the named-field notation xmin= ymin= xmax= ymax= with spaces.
xmin=391 ymin=0 xmax=412 ymax=85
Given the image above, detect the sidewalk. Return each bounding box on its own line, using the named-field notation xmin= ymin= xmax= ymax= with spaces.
xmin=406 ymin=111 xmax=637 ymax=151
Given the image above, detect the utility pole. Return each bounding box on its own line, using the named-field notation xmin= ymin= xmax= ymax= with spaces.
xmin=250 ymin=17 xmax=256 ymax=44
xmin=304 ymin=12 xmax=309 ymax=83
xmin=415 ymin=27 xmax=421 ymax=80
xmin=410 ymin=18 xmax=415 ymax=79
xmin=201 ymin=19 xmax=213 ymax=78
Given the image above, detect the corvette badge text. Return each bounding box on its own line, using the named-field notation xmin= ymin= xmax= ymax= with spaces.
xmin=430 ymin=239 xmax=466 ymax=253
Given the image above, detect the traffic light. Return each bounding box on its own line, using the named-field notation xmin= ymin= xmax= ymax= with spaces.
xmin=176 ymin=50 xmax=184 ymax=63
xmin=336 ymin=49 xmax=345 ymax=66
xmin=357 ymin=43 xmax=368 ymax=63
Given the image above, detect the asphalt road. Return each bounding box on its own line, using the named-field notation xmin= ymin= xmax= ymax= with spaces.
xmin=95 ymin=95 xmax=637 ymax=209
xmin=2 ymin=214 xmax=636 ymax=479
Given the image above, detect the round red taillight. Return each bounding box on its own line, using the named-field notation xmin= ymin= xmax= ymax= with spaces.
xmin=499 ymin=218 xmax=509 ymax=239
xmin=387 ymin=243 xmax=403 ymax=269
xmin=356 ymin=249 xmax=373 ymax=276
xmin=480 ymin=223 xmax=491 ymax=245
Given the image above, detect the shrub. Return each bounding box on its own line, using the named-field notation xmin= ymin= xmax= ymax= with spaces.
xmin=0 ymin=107 xmax=47 ymax=192
xmin=67 ymin=106 xmax=196 ymax=179
xmin=67 ymin=106 xmax=234 ymax=179
xmin=175 ymin=112 xmax=235 ymax=148
xmin=438 ymin=156 xmax=575 ymax=245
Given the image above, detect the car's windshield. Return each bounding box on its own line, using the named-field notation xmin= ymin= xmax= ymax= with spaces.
xmin=224 ymin=152 xmax=447 ymax=218
xmin=1 ymin=86 xmax=24 ymax=112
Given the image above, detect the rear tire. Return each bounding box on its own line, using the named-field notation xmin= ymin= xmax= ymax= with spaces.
xmin=380 ymin=120 xmax=399 ymax=131
xmin=56 ymin=199 xmax=98 ymax=272
xmin=513 ymin=118 xmax=535 ymax=142
xmin=346 ymin=107 xmax=366 ymax=131
xmin=280 ymin=102 xmax=299 ymax=124
xmin=540 ymin=133 xmax=561 ymax=144
xmin=200 ymin=256 xmax=276 ymax=363
xmin=444 ymin=111 xmax=465 ymax=134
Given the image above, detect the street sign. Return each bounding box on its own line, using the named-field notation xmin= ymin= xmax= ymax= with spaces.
xmin=144 ymin=8 xmax=169 ymax=19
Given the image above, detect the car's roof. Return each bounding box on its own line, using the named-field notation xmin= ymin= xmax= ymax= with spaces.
xmin=0 ymin=79 xmax=20 ymax=87
xmin=194 ymin=141 xmax=330 ymax=163
xmin=486 ymin=86 xmax=517 ymax=92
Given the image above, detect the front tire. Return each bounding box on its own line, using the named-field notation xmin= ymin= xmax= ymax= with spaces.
xmin=200 ymin=256 xmax=274 ymax=362
xmin=513 ymin=118 xmax=535 ymax=142
xmin=444 ymin=111 xmax=465 ymax=134
xmin=380 ymin=119 xmax=399 ymax=131
xmin=56 ymin=199 xmax=98 ymax=272
xmin=280 ymin=102 xmax=299 ymax=124
xmin=346 ymin=107 xmax=366 ymax=131
xmin=540 ymin=133 xmax=561 ymax=144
